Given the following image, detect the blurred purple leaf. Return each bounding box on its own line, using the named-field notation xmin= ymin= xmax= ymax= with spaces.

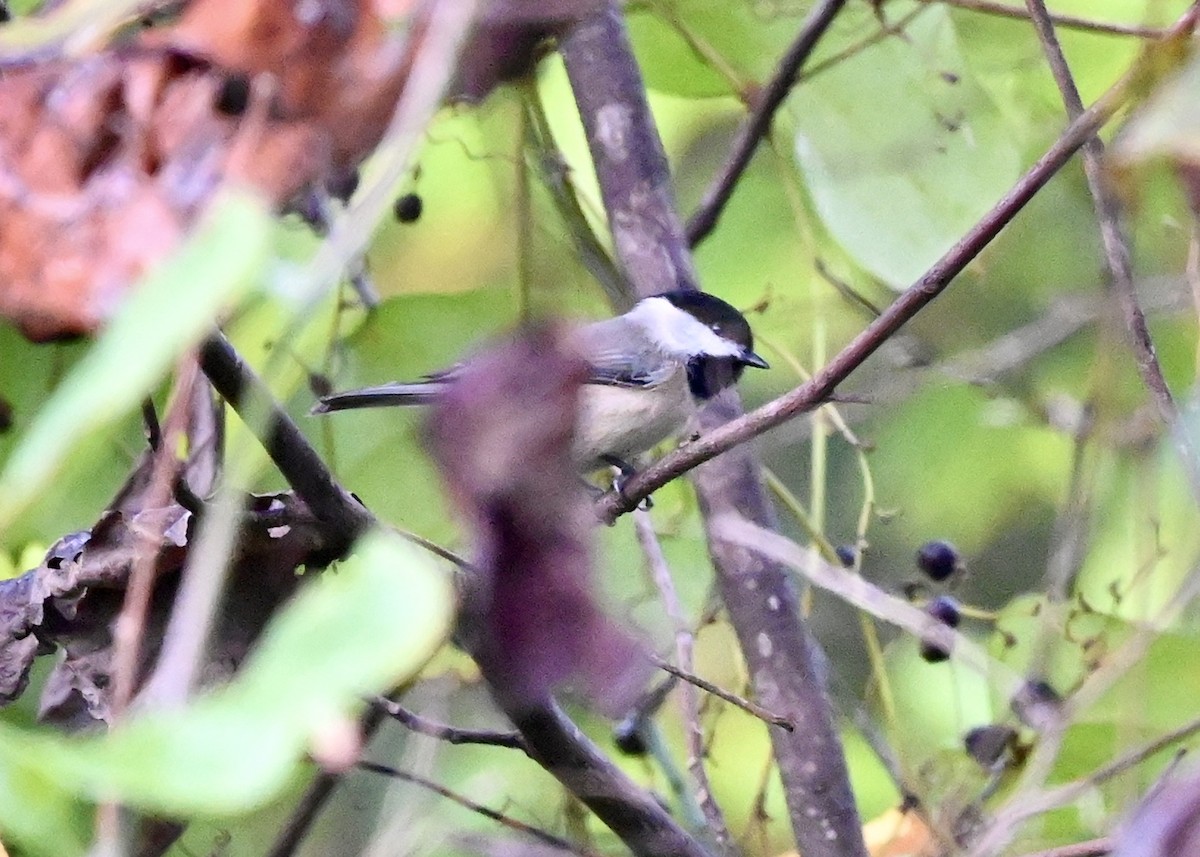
xmin=425 ymin=324 xmax=649 ymax=715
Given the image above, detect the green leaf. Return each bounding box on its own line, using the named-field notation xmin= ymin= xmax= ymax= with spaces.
xmin=627 ymin=1 xmax=787 ymax=98
xmin=0 ymin=190 xmax=271 ymax=529
xmin=0 ymin=528 xmax=453 ymax=854
xmin=0 ymin=734 xmax=92 ymax=857
xmin=790 ymin=4 xmax=1021 ymax=288
xmin=870 ymin=385 xmax=1071 ymax=548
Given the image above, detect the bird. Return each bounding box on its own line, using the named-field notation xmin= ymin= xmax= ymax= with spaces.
xmin=312 ymin=290 xmax=768 ymax=477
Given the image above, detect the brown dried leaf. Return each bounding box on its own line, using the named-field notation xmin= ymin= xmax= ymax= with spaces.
xmin=0 ymin=378 xmax=328 ymax=728
xmin=0 ymin=0 xmax=422 ymax=340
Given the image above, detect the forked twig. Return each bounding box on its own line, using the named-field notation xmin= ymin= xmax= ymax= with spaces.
xmin=654 ymin=658 xmax=795 ymax=732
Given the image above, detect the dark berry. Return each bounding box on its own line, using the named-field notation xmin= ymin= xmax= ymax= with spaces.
xmin=214 ymin=72 xmax=251 ymax=116
xmin=1012 ymin=678 xmax=1062 ymax=730
xmin=919 ymin=641 xmax=950 ymax=663
xmin=835 ymin=545 xmax=856 ymax=567
xmin=393 ymin=192 xmax=423 ymax=223
xmin=920 ymin=595 xmax=960 ymax=663
xmin=926 ymin=595 xmax=961 ymax=628
xmin=612 ymin=718 xmax=648 ymax=756
xmin=964 ymin=725 xmax=1016 ymax=769
xmin=917 ymin=540 xmax=960 ymax=581
xmin=1022 ymin=679 xmax=1060 ymax=706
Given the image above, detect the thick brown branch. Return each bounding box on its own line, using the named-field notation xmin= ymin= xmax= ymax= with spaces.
xmin=685 ymin=0 xmax=848 ymax=246
xmin=503 ymin=702 xmax=710 ymax=857
xmin=561 ymin=5 xmax=868 ymax=856
xmin=198 ymin=332 xmax=373 ymax=555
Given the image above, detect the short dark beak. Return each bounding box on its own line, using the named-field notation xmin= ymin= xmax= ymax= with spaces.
xmin=740 ymin=350 xmax=769 ymax=370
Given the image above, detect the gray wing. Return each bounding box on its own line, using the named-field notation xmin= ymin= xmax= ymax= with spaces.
xmin=575 ymin=317 xmax=678 ymax=389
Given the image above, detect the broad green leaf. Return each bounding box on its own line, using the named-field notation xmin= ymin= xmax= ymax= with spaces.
xmin=1072 ymin=444 xmax=1200 ymax=623
xmin=988 ymin=593 xmax=1130 ymax=699
xmin=0 ymin=190 xmax=271 ymax=529
xmin=870 ymin=385 xmax=1071 ymax=548
xmin=886 ymin=636 xmax=995 ymax=755
xmin=790 ymin=4 xmax=1021 ymax=288
xmin=627 ymin=0 xmax=874 ymax=99
xmin=0 ymin=324 xmax=146 ymax=553
xmin=627 ymin=1 xmax=788 ymax=98
xmin=0 ymin=528 xmax=453 ymax=854
xmin=0 ymin=736 xmax=91 ymax=857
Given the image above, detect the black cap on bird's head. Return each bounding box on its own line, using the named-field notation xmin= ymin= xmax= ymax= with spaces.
xmin=654 ymin=290 xmax=769 ymax=370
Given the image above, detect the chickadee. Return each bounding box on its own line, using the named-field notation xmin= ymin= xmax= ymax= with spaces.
xmin=312 ymin=291 xmax=768 ymax=474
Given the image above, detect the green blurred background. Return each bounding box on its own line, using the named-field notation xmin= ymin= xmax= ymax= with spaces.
xmin=4 ymin=0 xmax=1200 ymax=854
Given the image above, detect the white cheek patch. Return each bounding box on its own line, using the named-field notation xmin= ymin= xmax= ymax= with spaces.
xmin=628 ymin=297 xmax=744 ymax=358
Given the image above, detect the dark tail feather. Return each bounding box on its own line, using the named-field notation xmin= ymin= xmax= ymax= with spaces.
xmin=311 ymin=382 xmax=443 ymax=414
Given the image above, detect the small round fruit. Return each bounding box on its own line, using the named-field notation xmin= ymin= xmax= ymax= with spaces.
xmin=926 ymin=595 xmax=961 ymax=628
xmin=393 ymin=192 xmax=423 ymax=223
xmin=919 ymin=640 xmax=950 ymax=663
xmin=964 ymin=724 xmax=1016 ymax=769
xmin=920 ymin=595 xmax=961 ymax=663
xmin=917 ymin=540 xmax=960 ymax=581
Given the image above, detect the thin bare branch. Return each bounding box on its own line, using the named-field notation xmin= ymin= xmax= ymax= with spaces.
xmin=968 ymin=716 xmax=1200 ymax=857
xmin=267 ymin=704 xmax=390 ymax=857
xmin=711 ymin=514 xmax=1025 ymax=697
xmin=198 ymin=332 xmax=373 ymax=552
xmin=685 ymin=0 xmax=848 ymax=245
xmin=373 ymin=697 xmax=525 ymax=750
xmin=111 ymin=358 xmax=200 ymax=717
xmin=634 ymin=512 xmax=731 ymax=844
xmin=654 ymin=658 xmax=795 ymax=732
xmin=915 ymin=0 xmax=1166 ymax=39
xmin=1012 ymin=840 xmax=1110 ymax=857
xmin=359 ymin=761 xmax=595 ymax=855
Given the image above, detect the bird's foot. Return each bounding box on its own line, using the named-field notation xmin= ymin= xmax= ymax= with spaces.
xmin=600 ymin=455 xmax=653 ymax=510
